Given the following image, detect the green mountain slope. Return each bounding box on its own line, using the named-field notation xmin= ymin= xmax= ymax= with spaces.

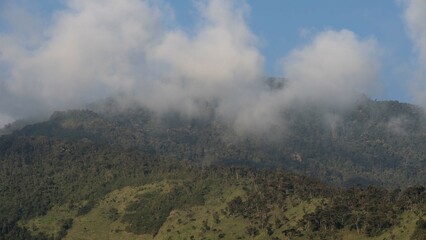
xmin=0 ymin=151 xmax=424 ymax=239
xmin=8 ymin=97 xmax=426 ymax=187
xmin=0 ymin=97 xmax=425 ymax=239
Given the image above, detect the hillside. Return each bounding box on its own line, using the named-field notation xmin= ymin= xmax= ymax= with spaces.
xmin=5 ymin=97 xmax=425 ymax=187
xmin=0 ymin=145 xmax=425 ymax=239
xmin=0 ymin=97 xmax=425 ymax=239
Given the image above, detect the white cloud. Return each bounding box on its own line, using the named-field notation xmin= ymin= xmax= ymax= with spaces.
xmin=142 ymin=0 xmax=263 ymax=116
xmin=233 ymin=29 xmax=380 ymax=133
xmin=282 ymin=30 xmax=379 ymax=107
xmin=0 ymin=0 xmax=263 ymax=122
xmin=3 ymin=0 xmax=165 ymax=109
xmin=0 ymin=1 xmax=381 ymax=133
xmin=403 ymin=0 xmax=426 ymax=107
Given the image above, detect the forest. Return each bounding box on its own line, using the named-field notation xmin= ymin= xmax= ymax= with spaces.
xmin=0 ymin=97 xmax=425 ymax=239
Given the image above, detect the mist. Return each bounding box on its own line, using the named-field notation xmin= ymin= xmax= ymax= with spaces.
xmin=0 ymin=0 xmax=384 ymax=131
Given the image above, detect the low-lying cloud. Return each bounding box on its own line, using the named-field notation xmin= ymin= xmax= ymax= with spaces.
xmin=0 ymin=112 xmax=13 ymax=129
xmin=0 ymin=0 xmax=381 ymax=131
xmin=234 ymin=30 xmax=380 ymax=132
xmin=387 ymin=116 xmax=409 ymax=135
xmin=283 ymin=30 xmax=379 ymax=107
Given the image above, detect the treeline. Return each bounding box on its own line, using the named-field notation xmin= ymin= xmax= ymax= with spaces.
xmin=225 ymin=170 xmax=425 ymax=238
xmin=0 ymin=97 xmax=425 ymax=239
xmin=0 ymin=133 xmax=424 ymax=239
xmin=10 ymin=97 xmax=425 ymax=188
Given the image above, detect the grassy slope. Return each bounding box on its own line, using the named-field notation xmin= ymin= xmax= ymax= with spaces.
xmin=22 ymin=179 xmax=424 ymax=240
xmin=23 ymin=182 xmax=171 ymax=240
xmin=337 ymin=212 xmax=420 ymax=240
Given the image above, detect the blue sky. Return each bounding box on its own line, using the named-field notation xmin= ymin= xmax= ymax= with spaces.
xmin=0 ymin=0 xmax=425 ymax=127
xmin=168 ymin=0 xmax=414 ymax=102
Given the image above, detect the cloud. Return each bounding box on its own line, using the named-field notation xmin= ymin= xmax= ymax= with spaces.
xmin=387 ymin=116 xmax=409 ymax=135
xmin=233 ymin=30 xmax=380 ymax=133
xmin=152 ymin=0 xmax=261 ymax=87
xmin=0 ymin=112 xmax=13 ymax=128
xmin=282 ymin=30 xmax=380 ymax=106
xmin=141 ymin=0 xmax=264 ymax=116
xmin=0 ymin=0 xmax=263 ymax=122
xmin=403 ymin=0 xmax=426 ymax=107
xmin=0 ymin=0 xmax=380 ymax=133
xmin=3 ymin=0 xmax=166 ymax=109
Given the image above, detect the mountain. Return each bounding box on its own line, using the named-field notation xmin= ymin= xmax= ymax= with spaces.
xmin=7 ymin=97 xmax=426 ymax=187
xmin=0 ymin=97 xmax=425 ymax=239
